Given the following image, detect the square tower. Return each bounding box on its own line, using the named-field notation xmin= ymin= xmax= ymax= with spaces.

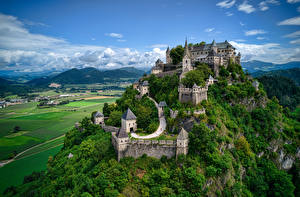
xmin=121 ymin=108 xmax=137 ymax=133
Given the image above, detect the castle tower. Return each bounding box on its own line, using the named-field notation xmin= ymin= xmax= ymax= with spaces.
xmin=235 ymin=52 xmax=241 ymax=65
xmin=211 ymin=40 xmax=218 ymax=53
xmin=139 ymin=81 xmax=149 ymax=96
xmin=180 ymin=39 xmax=193 ymax=80
xmin=121 ymin=108 xmax=137 ymax=133
xmin=116 ymin=127 xmax=129 ymax=161
xmin=93 ymin=111 xmax=104 ymax=125
xmin=192 ymin=83 xmax=208 ymax=105
xmin=166 ymin=46 xmax=172 ymax=64
xmin=176 ymin=127 xmax=189 ymax=158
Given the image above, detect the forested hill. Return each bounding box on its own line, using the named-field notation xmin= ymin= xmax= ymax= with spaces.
xmin=252 ymin=68 xmax=300 ymax=86
xmin=27 ymin=67 xmax=145 ymax=85
xmin=242 ymin=60 xmax=300 ymax=73
xmin=4 ymin=63 xmax=299 ymax=197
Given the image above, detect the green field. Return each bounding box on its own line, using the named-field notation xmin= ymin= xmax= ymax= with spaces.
xmin=0 ymin=96 xmax=118 ymax=160
xmin=0 ymin=145 xmax=63 ymax=193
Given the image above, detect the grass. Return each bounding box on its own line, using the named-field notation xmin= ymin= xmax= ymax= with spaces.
xmin=0 ymin=96 xmax=118 ymax=160
xmin=0 ymin=145 xmax=63 ymax=193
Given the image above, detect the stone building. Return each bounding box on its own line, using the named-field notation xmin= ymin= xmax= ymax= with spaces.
xmin=93 ymin=111 xmax=104 ymax=125
xmin=176 ymin=128 xmax=189 ymax=158
xmin=178 ymin=83 xmax=208 ymax=105
xmin=134 ymin=80 xmax=149 ymax=96
xmin=112 ymin=127 xmax=189 ymax=161
xmin=121 ymin=108 xmax=137 ymax=133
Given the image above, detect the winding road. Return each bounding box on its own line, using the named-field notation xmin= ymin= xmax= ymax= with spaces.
xmin=131 ymin=97 xmax=166 ymax=139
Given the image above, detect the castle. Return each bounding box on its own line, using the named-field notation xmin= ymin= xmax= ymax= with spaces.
xmin=151 ymin=39 xmax=241 ymax=78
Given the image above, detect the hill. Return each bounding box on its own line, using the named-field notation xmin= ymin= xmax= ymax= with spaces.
xmin=252 ymin=68 xmax=300 ymax=86
xmin=4 ymin=62 xmax=299 ymax=197
xmin=27 ymin=67 xmax=145 ymax=86
xmin=0 ymin=77 xmax=13 ymax=85
xmin=242 ymin=60 xmax=300 ymax=73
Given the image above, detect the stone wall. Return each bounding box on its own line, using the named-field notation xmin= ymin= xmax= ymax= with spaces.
xmin=123 ymin=140 xmax=176 ymax=159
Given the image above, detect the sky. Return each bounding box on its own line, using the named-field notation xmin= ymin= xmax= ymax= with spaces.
xmin=0 ymin=0 xmax=300 ymax=73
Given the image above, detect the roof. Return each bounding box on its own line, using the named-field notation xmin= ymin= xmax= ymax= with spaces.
xmin=190 ymin=40 xmax=235 ymax=51
xmin=209 ymin=75 xmax=214 ymax=80
xmin=116 ymin=127 xmax=128 ymax=138
xmin=142 ymin=81 xmax=149 ymax=86
xmin=122 ymin=108 xmax=137 ymax=120
xmin=212 ymin=40 xmax=217 ymax=47
xmin=192 ymin=83 xmax=199 ymax=88
xmin=94 ymin=111 xmax=104 ymax=117
xmin=158 ymin=101 xmax=167 ymax=107
xmin=184 ymin=39 xmax=191 ymax=58
xmin=177 ymin=127 xmax=189 ymax=140
xmin=156 ymin=59 xmax=163 ymax=64
xmin=208 ymin=49 xmax=221 ymax=57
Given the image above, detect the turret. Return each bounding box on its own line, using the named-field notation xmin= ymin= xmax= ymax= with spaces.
xmin=211 ymin=40 xmax=218 ymax=53
xmin=93 ymin=111 xmax=104 ymax=125
xmin=121 ymin=108 xmax=137 ymax=133
xmin=166 ymin=46 xmax=172 ymax=64
xmin=176 ymin=127 xmax=189 ymax=158
xmin=116 ymin=127 xmax=129 ymax=161
xmin=181 ymin=38 xmax=193 ymax=79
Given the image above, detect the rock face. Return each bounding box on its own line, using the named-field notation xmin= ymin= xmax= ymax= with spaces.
xmin=277 ymin=149 xmax=296 ymax=170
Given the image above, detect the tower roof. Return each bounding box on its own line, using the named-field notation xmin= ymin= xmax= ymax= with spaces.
xmin=184 ymin=38 xmax=191 ymax=58
xmin=158 ymin=101 xmax=167 ymax=107
xmin=192 ymin=83 xmax=199 ymax=88
xmin=209 ymin=75 xmax=214 ymax=80
xmin=142 ymin=81 xmax=149 ymax=86
xmin=94 ymin=111 xmax=104 ymax=117
xmin=116 ymin=127 xmax=128 ymax=138
xmin=177 ymin=127 xmax=189 ymax=140
xmin=122 ymin=108 xmax=137 ymax=120
xmin=212 ymin=40 xmax=217 ymax=47
xmin=166 ymin=46 xmax=170 ymax=52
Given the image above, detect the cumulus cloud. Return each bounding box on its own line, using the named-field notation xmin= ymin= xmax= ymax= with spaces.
xmin=278 ymin=16 xmax=300 ymax=25
xmin=259 ymin=0 xmax=279 ymax=11
xmin=216 ymin=0 xmax=236 ymax=8
xmin=205 ymin=28 xmax=215 ymax=32
xmin=105 ymin=33 xmax=123 ymax=38
xmin=149 ymin=44 xmax=168 ymax=48
xmin=283 ymin=30 xmax=300 ymax=38
xmin=287 ymin=0 xmax=300 ymax=3
xmin=238 ymin=1 xmax=256 ymax=13
xmin=256 ymin=36 xmax=266 ymax=40
xmin=0 ymin=13 xmax=165 ymax=72
xmin=230 ymin=41 xmax=300 ymax=63
xmin=245 ymin=29 xmax=267 ymax=36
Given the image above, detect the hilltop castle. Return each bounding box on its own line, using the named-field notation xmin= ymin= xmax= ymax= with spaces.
xmin=151 ymin=39 xmax=241 ymax=78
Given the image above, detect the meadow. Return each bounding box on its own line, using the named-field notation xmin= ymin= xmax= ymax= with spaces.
xmin=0 ymin=96 xmax=117 ymax=160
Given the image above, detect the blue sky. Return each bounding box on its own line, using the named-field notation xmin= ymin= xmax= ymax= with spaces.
xmin=0 ymin=0 xmax=300 ymax=73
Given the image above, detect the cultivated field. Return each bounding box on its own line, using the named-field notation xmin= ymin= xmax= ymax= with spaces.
xmin=0 ymin=93 xmax=119 ymax=192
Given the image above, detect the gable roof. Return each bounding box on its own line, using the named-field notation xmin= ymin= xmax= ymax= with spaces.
xmin=94 ymin=111 xmax=104 ymax=117
xmin=122 ymin=108 xmax=137 ymax=120
xmin=142 ymin=81 xmax=149 ymax=86
xmin=116 ymin=127 xmax=128 ymax=138
xmin=177 ymin=127 xmax=189 ymax=140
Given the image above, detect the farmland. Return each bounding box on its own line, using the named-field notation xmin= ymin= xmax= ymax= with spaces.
xmin=0 ymin=95 xmax=118 ymax=160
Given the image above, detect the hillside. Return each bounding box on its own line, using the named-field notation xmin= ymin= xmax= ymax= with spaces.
xmin=4 ymin=62 xmax=299 ymax=197
xmin=242 ymin=60 xmax=300 ymax=73
xmin=252 ymin=68 xmax=300 ymax=86
xmin=27 ymin=67 xmax=145 ymax=86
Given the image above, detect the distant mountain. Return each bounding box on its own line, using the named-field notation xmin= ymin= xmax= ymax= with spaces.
xmin=252 ymin=68 xmax=300 ymax=86
xmin=27 ymin=67 xmax=145 ymax=86
xmin=0 ymin=77 xmax=13 ymax=85
xmin=241 ymin=60 xmax=300 ymax=73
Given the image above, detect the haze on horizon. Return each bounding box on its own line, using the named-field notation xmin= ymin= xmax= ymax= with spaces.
xmin=0 ymin=0 xmax=300 ymax=74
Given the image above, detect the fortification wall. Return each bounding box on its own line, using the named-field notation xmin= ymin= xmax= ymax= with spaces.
xmin=122 ymin=140 xmax=176 ymax=159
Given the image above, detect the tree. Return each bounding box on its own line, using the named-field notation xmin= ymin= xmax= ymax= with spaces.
xmin=103 ymin=103 xmax=110 ymax=117
xmin=13 ymin=126 xmax=20 ymax=133
xmin=170 ymin=45 xmax=184 ymax=65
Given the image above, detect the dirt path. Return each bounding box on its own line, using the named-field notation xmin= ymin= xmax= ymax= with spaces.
xmin=0 ymin=134 xmax=65 ymax=168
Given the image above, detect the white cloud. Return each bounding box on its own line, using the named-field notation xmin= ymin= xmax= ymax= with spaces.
xmin=149 ymin=44 xmax=168 ymax=48
xmin=105 ymin=33 xmax=123 ymax=38
xmin=235 ymin=39 xmax=246 ymax=42
xmin=283 ymin=30 xmax=300 ymax=38
xmin=205 ymin=28 xmax=215 ymax=32
xmin=216 ymin=0 xmax=236 ymax=8
xmin=0 ymin=13 xmax=166 ymax=72
xmin=245 ymin=29 xmax=267 ymax=36
xmin=226 ymin=12 xmax=234 ymax=16
xmin=287 ymin=0 xmax=300 ymax=3
xmin=278 ymin=16 xmax=300 ymax=25
xmin=259 ymin=0 xmax=279 ymax=11
xmin=230 ymin=41 xmax=300 ymax=63
xmin=238 ymin=1 xmax=256 ymax=13
xmin=240 ymin=22 xmax=245 ymax=26
xmin=117 ymin=39 xmax=126 ymax=42
xmin=290 ymin=39 xmax=300 ymax=44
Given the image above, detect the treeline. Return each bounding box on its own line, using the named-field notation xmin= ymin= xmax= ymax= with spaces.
xmin=257 ymin=75 xmax=300 ymax=111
